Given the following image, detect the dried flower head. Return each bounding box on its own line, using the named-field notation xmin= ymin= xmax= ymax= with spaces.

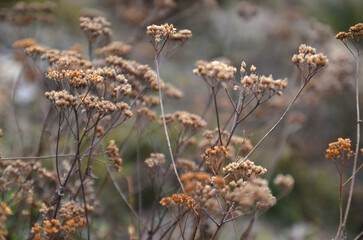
xmin=160 ymin=193 xmax=195 ymax=208
xmin=292 ymin=44 xmax=328 ymax=70
xmin=274 ymin=174 xmax=294 ymax=190
xmin=147 ymin=23 xmax=175 ymax=43
xmin=80 ymin=16 xmax=112 ymax=40
xmin=145 ymin=153 xmax=166 ymax=168
xmin=106 ymin=140 xmax=123 ymax=171
xmin=193 ymin=60 xmax=237 ymax=83
xmin=171 ymin=29 xmax=192 ymax=43
xmin=95 ymin=41 xmax=132 ymax=57
xmin=325 ymin=138 xmax=353 ymax=160
xmin=223 ymin=159 xmax=267 ymax=182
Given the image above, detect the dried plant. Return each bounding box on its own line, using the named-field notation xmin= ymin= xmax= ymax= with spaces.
xmin=3 ymin=2 xmax=362 ymax=239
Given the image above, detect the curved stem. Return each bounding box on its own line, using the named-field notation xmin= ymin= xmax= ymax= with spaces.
xmin=154 ymin=56 xmax=184 ymax=192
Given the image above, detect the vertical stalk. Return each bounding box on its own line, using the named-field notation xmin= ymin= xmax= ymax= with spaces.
xmin=154 ymin=56 xmax=184 ymax=192
xmin=342 ymin=41 xmax=361 ymax=235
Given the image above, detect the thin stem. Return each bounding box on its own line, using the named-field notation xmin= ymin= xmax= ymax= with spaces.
xmin=212 ymin=87 xmax=223 ymax=146
xmin=230 ymin=84 xmax=306 ymax=172
xmin=154 ymin=56 xmax=184 ymax=192
xmin=342 ymin=39 xmax=361 ymax=234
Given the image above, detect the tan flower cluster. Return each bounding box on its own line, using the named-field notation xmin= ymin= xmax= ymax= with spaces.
xmin=223 ymin=159 xmax=267 ymax=182
xmin=95 ymin=41 xmax=132 ymax=57
xmin=12 ymin=38 xmax=38 ymax=48
xmin=180 ymin=172 xmax=224 ymax=212
xmin=106 ymin=56 xmax=164 ymax=93
xmin=230 ymin=136 xmax=253 ymax=152
xmin=147 ymin=23 xmax=176 ymax=42
xmin=134 ymin=107 xmax=157 ymax=122
xmin=202 ymin=145 xmax=230 ymax=174
xmin=145 ymin=153 xmax=166 ymax=168
xmin=171 ymin=29 xmax=193 ymax=43
xmin=228 ymin=178 xmax=276 ymax=210
xmin=274 ymin=174 xmax=294 ymax=190
xmin=177 ymin=158 xmax=197 ymax=172
xmin=193 ymin=60 xmax=237 ymax=82
xmin=46 ymin=69 xmax=104 ymax=88
xmin=160 ymin=193 xmax=195 ymax=208
xmin=80 ymin=94 xmax=132 ymax=116
xmin=0 ymin=1 xmax=55 ymax=26
xmin=291 ymin=44 xmax=328 ymax=68
xmin=0 ymin=202 xmax=12 ymax=239
xmin=41 ymin=49 xmax=92 ymax=69
xmin=168 ymin=111 xmax=207 ymax=132
xmin=200 ymin=129 xmax=230 ymax=148
xmin=45 ymin=90 xmax=78 ymax=108
xmin=0 ymin=160 xmax=56 ymax=192
xmin=325 ymin=138 xmax=353 ymax=160
xmin=241 ymin=73 xmax=288 ymax=94
xmin=24 ymin=45 xmax=48 ymax=58
xmin=164 ymin=83 xmax=183 ymax=99
xmin=80 ymin=16 xmax=112 ymax=39
xmin=106 ymin=140 xmax=123 ymax=171
xmin=336 ymin=23 xmax=363 ymax=40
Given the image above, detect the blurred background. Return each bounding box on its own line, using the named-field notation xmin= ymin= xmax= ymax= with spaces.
xmin=0 ymin=0 xmax=362 ymax=239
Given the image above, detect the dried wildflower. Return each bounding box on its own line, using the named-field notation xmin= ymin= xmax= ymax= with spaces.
xmin=292 ymin=44 xmax=328 ymax=74
xmin=164 ymin=83 xmax=183 ymax=99
xmin=95 ymin=41 xmax=132 ymax=57
xmin=0 ymin=202 xmax=12 ymax=239
xmin=13 ymin=38 xmax=38 ymax=48
xmin=1 ymin=1 xmax=55 ymax=26
xmin=202 ymin=145 xmax=230 ymax=174
xmin=80 ymin=16 xmax=112 ymax=39
xmin=223 ymin=159 xmax=267 ymax=182
xmin=134 ymin=107 xmax=157 ymax=122
xmin=274 ymin=174 xmax=294 ymax=190
xmin=228 ymin=178 xmax=276 ymax=210
xmin=171 ymin=29 xmax=192 ymax=43
xmin=230 ymin=136 xmax=253 ymax=152
xmin=106 ymin=55 xmax=164 ymax=93
xmin=177 ymin=158 xmax=197 ymax=171
xmin=160 ymin=193 xmax=195 ymax=208
xmin=193 ymin=60 xmax=237 ymax=83
xmin=325 ymin=138 xmax=353 ymax=160
xmin=45 ymin=90 xmax=78 ymax=108
xmin=145 ymin=153 xmax=166 ymax=168
xmin=147 ymin=23 xmax=175 ymax=43
xmin=24 ymin=45 xmax=48 ymax=59
xmin=106 ymin=140 xmax=123 ymax=171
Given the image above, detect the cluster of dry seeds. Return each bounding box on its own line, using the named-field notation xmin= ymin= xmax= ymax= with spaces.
xmin=80 ymin=16 xmax=112 ymax=39
xmin=193 ymin=60 xmax=237 ymax=83
xmin=223 ymin=159 xmax=267 ymax=182
xmin=336 ymin=23 xmax=363 ymax=40
xmin=45 ymin=90 xmax=78 ymax=108
xmin=291 ymin=44 xmax=328 ymax=69
xmin=273 ymin=174 xmax=295 ymax=190
xmin=228 ymin=178 xmax=276 ymax=210
xmin=144 ymin=153 xmax=166 ymax=168
xmin=147 ymin=23 xmax=176 ymax=42
xmin=106 ymin=140 xmax=123 ymax=171
xmin=160 ymin=193 xmax=195 ymax=208
xmin=0 ymin=202 xmax=12 ymax=239
xmin=325 ymin=138 xmax=353 ymax=160
xmin=95 ymin=41 xmax=132 ymax=57
xmin=202 ymin=145 xmax=230 ymax=174
xmin=0 ymin=1 xmax=55 ymax=25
